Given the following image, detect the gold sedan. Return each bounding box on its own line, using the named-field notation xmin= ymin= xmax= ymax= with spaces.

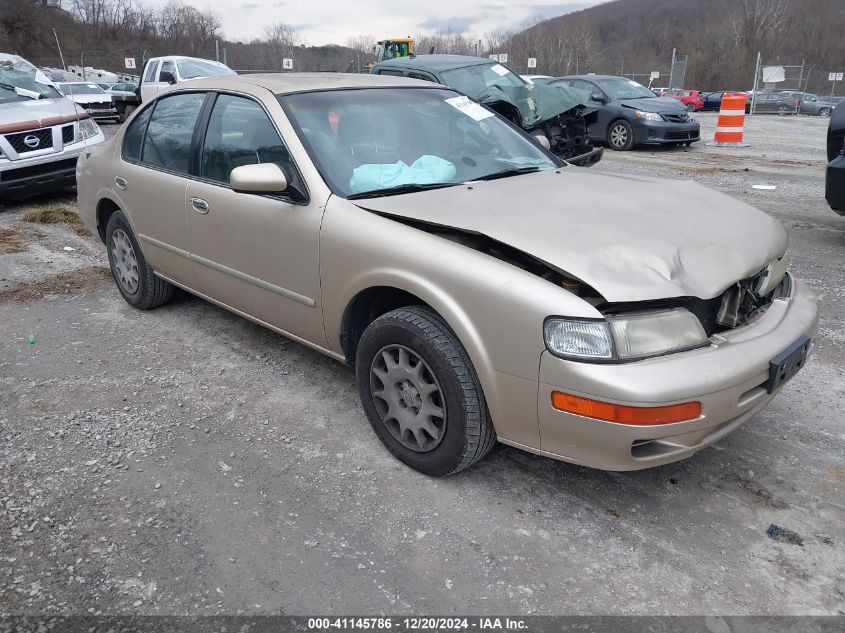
xmin=77 ymin=74 xmax=818 ymax=476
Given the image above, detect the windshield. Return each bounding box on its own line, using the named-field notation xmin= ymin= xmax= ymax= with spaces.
xmin=176 ymin=59 xmax=236 ymax=80
xmin=594 ymin=77 xmax=656 ymax=100
xmin=61 ymin=83 xmax=106 ymax=95
xmin=0 ymin=53 xmax=61 ymax=102
xmin=281 ymin=88 xmax=558 ymax=198
xmin=440 ymin=63 xmax=525 ymax=100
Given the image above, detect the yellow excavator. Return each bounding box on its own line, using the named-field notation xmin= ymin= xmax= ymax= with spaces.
xmin=365 ymin=37 xmax=414 ymax=70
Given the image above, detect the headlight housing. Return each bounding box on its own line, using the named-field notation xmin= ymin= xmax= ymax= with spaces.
xmin=77 ymin=117 xmax=100 ymax=142
xmin=634 ymin=110 xmax=663 ymax=122
xmin=544 ymin=308 xmax=709 ymax=362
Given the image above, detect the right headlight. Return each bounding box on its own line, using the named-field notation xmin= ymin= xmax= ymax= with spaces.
xmin=544 ymin=308 xmax=709 ymax=362
xmin=634 ymin=110 xmax=663 ymax=122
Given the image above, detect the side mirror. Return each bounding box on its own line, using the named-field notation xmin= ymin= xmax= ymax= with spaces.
xmin=591 ymin=93 xmax=607 ymax=103
xmin=230 ymin=163 xmax=288 ymax=194
xmin=160 ymin=71 xmax=176 ymax=85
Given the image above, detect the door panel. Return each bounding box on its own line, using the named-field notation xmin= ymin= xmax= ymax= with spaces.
xmin=185 ymin=93 xmax=326 ymax=345
xmin=114 ymin=91 xmax=207 ymax=286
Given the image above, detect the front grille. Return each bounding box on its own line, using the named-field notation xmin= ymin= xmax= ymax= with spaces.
xmin=62 ymin=125 xmax=75 ymax=144
xmin=662 ymin=112 xmax=690 ymax=123
xmin=5 ymin=128 xmax=53 ymax=153
xmin=85 ymin=102 xmax=113 ymax=111
xmin=665 ymin=130 xmax=697 ymax=140
xmin=0 ymin=157 xmax=77 ymax=182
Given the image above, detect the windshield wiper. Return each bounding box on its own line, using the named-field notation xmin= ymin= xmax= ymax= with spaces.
xmin=474 ymin=166 xmax=541 ymax=181
xmin=347 ymin=182 xmax=457 ymax=200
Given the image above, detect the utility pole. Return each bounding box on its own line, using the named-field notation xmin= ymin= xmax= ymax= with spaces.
xmin=215 ymin=39 xmax=220 ymax=62
xmin=668 ymin=48 xmax=676 ymax=90
xmin=53 ymin=28 xmax=66 ymax=71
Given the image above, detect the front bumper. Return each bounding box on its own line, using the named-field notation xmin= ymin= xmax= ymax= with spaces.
xmin=632 ymin=119 xmax=700 ymax=145
xmin=565 ymin=146 xmax=604 ymax=167
xmin=826 ymin=154 xmax=845 ymax=215
xmin=0 ymin=133 xmax=104 ymax=199
xmin=535 ymin=276 xmax=818 ymax=470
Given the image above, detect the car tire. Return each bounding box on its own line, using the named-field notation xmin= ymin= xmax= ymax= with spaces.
xmin=105 ymin=211 xmax=174 ymax=310
xmin=607 ymin=119 xmax=634 ymax=151
xmin=355 ymin=306 xmax=496 ymax=476
xmin=686 ymin=102 xmax=696 ymax=111
xmin=819 ymin=107 xmax=830 ymax=117
xmin=778 ymin=104 xmax=788 ymax=115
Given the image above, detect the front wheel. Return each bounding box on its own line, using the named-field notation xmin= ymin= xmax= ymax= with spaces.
xmin=355 ymin=306 xmax=496 ymax=476
xmin=608 ymin=120 xmax=634 ymax=151
xmin=819 ymin=107 xmax=830 ymax=117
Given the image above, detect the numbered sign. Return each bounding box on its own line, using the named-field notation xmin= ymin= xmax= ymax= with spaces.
xmin=489 ymin=54 xmax=499 ymax=62
xmin=282 ymin=58 xmax=293 ymax=70
xmin=498 ymin=53 xmax=508 ymax=63
xmin=125 ymin=57 xmax=136 ymax=69
xmin=527 ymin=58 xmax=537 ymax=69
xmin=650 ymin=71 xmax=660 ymax=79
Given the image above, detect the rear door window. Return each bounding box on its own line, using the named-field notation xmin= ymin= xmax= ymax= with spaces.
xmin=141 ymin=92 xmax=206 ymax=174
xmin=377 ymin=69 xmax=405 ymax=77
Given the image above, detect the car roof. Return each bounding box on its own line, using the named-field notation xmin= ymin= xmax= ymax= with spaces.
xmin=177 ymin=72 xmax=440 ymax=95
xmin=373 ymin=54 xmax=495 ymax=73
xmin=558 ymin=75 xmax=622 ymax=81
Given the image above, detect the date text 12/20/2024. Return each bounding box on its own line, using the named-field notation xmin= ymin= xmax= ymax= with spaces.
xmin=307 ymin=618 xmax=528 ymax=631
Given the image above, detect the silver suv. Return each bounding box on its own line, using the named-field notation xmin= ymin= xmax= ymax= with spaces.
xmin=1 ymin=53 xmax=105 ymax=200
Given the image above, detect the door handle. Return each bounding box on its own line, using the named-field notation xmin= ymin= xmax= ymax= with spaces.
xmin=190 ymin=197 xmax=209 ymax=214
xmin=114 ymin=176 xmax=127 ymax=190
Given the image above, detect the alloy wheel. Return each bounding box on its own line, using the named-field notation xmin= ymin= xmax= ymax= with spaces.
xmin=369 ymin=344 xmax=446 ymax=452
xmin=110 ymin=228 xmax=139 ymax=294
xmin=610 ymin=124 xmax=629 ymax=148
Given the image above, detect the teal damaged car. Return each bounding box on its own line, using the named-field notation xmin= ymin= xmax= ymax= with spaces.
xmin=371 ymin=54 xmax=602 ymax=166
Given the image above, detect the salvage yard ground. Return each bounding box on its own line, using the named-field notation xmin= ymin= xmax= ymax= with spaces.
xmin=0 ymin=113 xmax=843 ymax=615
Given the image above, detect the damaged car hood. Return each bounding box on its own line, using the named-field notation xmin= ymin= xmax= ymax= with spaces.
xmin=477 ymin=82 xmax=590 ymax=128
xmin=353 ymin=169 xmax=788 ymax=302
xmin=0 ymin=97 xmax=83 ymax=128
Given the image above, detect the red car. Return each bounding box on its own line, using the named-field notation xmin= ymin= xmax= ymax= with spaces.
xmin=669 ymin=88 xmax=705 ymax=111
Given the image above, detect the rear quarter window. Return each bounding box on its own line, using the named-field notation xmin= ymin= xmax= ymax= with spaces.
xmin=121 ymin=105 xmax=153 ymax=162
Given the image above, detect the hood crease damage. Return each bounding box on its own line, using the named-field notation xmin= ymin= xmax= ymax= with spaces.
xmin=353 ymin=169 xmax=787 ymax=304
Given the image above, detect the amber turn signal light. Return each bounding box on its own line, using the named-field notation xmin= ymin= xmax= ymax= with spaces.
xmin=551 ymin=392 xmax=701 ymax=425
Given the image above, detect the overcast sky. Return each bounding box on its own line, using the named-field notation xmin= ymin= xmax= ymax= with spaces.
xmin=144 ymin=0 xmax=602 ymax=46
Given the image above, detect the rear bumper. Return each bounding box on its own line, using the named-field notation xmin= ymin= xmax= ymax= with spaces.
xmin=633 ymin=119 xmax=700 ymax=145
xmin=535 ymin=276 xmax=818 ymax=470
xmin=826 ymin=154 xmax=845 ymax=215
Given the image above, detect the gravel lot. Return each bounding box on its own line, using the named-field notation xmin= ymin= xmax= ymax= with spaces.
xmin=1 ymin=114 xmax=843 ymax=617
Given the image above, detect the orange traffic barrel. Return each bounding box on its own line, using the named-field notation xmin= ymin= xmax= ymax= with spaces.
xmin=708 ymin=92 xmax=749 ymax=147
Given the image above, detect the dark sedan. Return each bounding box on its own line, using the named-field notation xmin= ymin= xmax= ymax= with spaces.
xmin=702 ymin=91 xmax=752 ymax=113
xmin=827 ymin=104 xmax=845 ymax=215
xmin=551 ymin=75 xmax=700 ymax=151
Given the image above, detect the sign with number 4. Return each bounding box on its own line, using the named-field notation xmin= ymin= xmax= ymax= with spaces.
xmin=283 ymin=58 xmax=294 ymax=70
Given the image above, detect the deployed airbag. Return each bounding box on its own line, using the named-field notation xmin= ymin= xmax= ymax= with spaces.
xmin=350 ymin=155 xmax=456 ymax=194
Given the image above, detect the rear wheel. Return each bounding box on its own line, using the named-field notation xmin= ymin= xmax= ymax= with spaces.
xmin=355 ymin=306 xmax=496 ymax=476
xmin=607 ymin=119 xmax=634 ymax=151
xmin=106 ymin=211 xmax=174 ymax=310
xmin=686 ymin=102 xmax=696 ymax=111
xmin=777 ymin=104 xmax=789 ymax=115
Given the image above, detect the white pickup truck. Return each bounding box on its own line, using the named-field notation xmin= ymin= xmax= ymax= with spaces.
xmin=138 ymin=56 xmax=235 ymax=102
xmin=0 ymin=53 xmax=104 ymax=200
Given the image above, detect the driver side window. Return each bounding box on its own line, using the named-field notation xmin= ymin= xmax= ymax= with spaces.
xmin=200 ymin=94 xmax=293 ymax=186
xmin=159 ymin=60 xmax=176 ymax=82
